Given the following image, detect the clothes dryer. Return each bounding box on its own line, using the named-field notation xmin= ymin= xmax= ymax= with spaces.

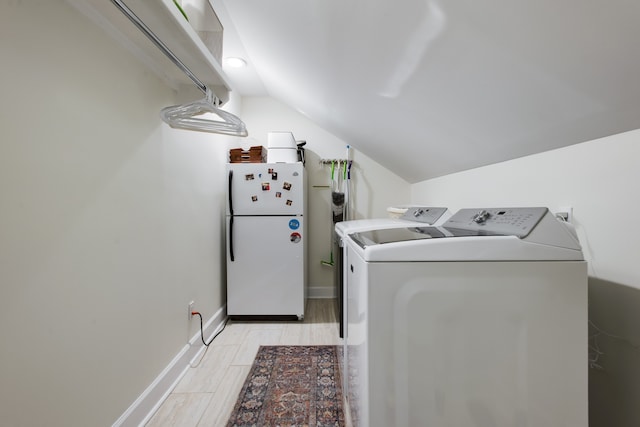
xmin=334 ymin=207 xmax=451 ymax=337
xmin=343 ymin=207 xmax=587 ymax=427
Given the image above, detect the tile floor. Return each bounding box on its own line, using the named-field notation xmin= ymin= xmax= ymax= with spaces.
xmin=146 ymin=298 xmax=344 ymax=426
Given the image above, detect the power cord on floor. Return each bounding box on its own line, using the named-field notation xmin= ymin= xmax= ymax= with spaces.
xmin=191 ymin=311 xmax=229 ymax=347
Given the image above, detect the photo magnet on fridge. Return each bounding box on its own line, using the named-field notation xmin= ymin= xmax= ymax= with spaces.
xmin=245 ymin=174 xmax=255 ymax=180
xmin=262 ymin=182 xmax=270 ymax=191
xmin=283 ymin=182 xmax=292 ymax=191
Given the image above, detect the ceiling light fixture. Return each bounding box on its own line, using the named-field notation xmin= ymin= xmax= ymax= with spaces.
xmin=225 ymin=57 xmax=247 ymax=68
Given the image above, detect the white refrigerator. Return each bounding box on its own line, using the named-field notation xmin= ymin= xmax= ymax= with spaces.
xmin=226 ymin=162 xmax=306 ymax=318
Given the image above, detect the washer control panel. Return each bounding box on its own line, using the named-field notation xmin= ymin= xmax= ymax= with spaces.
xmin=444 ymin=207 xmax=548 ymax=237
xmin=400 ymin=206 xmax=448 ymax=224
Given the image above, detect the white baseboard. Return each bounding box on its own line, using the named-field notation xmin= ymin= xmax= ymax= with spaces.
xmin=308 ymin=285 xmax=336 ymax=299
xmin=112 ymin=305 xmax=227 ymax=427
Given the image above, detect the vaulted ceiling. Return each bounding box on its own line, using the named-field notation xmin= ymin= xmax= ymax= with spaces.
xmin=214 ymin=0 xmax=640 ymax=183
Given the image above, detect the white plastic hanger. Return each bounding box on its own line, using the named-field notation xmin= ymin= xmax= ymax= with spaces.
xmin=160 ymin=88 xmax=248 ymax=136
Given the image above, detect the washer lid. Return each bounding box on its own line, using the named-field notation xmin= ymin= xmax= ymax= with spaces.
xmin=350 ymin=226 xmax=503 ymax=249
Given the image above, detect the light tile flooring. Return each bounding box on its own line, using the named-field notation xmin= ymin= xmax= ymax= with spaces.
xmin=146 ymin=299 xmax=344 ymax=427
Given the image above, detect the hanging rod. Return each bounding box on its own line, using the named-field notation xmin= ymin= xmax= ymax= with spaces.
xmin=110 ymin=0 xmax=247 ymax=135
xmin=111 ymin=0 xmax=208 ymax=97
xmin=319 ymin=158 xmax=349 ymax=165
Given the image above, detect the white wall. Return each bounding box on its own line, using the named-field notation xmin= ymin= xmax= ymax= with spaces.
xmin=0 ymin=2 xmax=242 ymax=425
xmin=412 ymin=129 xmax=640 ymax=289
xmin=239 ymin=97 xmax=409 ymax=296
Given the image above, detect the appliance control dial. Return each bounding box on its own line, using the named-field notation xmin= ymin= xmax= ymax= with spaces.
xmin=472 ymin=210 xmax=491 ymax=223
xmin=399 ymin=206 xmax=448 ymax=224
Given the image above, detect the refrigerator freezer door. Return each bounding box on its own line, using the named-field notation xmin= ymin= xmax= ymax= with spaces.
xmin=227 ymin=163 xmax=304 ymax=215
xmin=227 ymin=215 xmax=305 ymax=316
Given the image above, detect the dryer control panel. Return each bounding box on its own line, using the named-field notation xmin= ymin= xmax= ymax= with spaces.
xmin=444 ymin=207 xmax=548 ymax=238
xmin=400 ymin=206 xmax=448 ymax=224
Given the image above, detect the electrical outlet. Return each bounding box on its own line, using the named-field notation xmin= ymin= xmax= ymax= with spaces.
xmin=556 ymin=206 xmax=574 ymax=223
xmin=188 ymin=301 xmax=195 ymax=317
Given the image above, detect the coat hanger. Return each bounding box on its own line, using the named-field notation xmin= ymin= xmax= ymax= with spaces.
xmin=160 ymin=88 xmax=248 ymax=136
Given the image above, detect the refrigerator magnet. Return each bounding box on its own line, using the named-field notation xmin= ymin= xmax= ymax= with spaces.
xmin=283 ymin=182 xmax=292 ymax=191
xmin=262 ymin=182 xmax=270 ymax=191
xmin=289 ymin=219 xmax=300 ymax=230
xmin=271 ymin=172 xmax=278 ymax=180
xmin=290 ymin=232 xmax=302 ymax=243
xmin=245 ymin=174 xmax=255 ymax=181
xmin=286 ymin=199 xmax=293 ymax=206
xmin=275 ymin=192 xmax=282 ymax=198
xmin=251 ymin=195 xmax=258 ymax=202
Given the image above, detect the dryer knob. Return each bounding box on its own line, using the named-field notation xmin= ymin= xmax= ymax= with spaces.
xmin=472 ymin=210 xmax=491 ymax=224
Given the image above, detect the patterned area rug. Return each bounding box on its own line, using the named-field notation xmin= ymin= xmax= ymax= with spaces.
xmin=227 ymin=345 xmax=345 ymax=427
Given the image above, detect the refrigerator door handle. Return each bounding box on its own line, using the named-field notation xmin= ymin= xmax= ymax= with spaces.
xmin=228 ymin=170 xmax=235 ymax=261
xmin=229 ymin=215 xmax=235 ymax=261
xmin=228 ymin=169 xmax=234 ymax=215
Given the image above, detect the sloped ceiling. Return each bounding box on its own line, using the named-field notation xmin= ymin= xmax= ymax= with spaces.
xmin=216 ymin=0 xmax=640 ymax=183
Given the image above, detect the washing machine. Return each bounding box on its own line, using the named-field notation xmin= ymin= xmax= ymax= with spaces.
xmin=335 ymin=207 xmax=451 ymax=415
xmin=343 ymin=207 xmax=588 ymax=427
xmin=334 ymin=207 xmax=451 ymax=337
